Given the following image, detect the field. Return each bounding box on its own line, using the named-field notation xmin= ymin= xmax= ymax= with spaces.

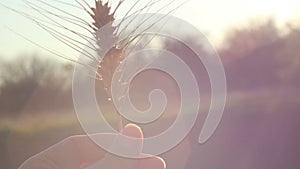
xmin=1 ymin=88 xmax=300 ymax=169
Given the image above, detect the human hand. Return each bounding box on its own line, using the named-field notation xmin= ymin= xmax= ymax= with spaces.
xmin=19 ymin=124 xmax=165 ymax=169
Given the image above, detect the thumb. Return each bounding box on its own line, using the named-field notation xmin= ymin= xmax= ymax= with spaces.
xmin=85 ymin=123 xmax=144 ymax=169
xmin=112 ymin=123 xmax=144 ymax=156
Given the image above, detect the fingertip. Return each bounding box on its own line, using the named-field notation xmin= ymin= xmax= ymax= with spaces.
xmin=121 ymin=123 xmax=143 ymax=139
xmin=155 ymin=156 xmax=166 ymax=169
xmin=138 ymin=156 xmax=166 ymax=169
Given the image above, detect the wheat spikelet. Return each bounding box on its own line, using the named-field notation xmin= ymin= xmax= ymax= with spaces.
xmin=90 ymin=0 xmax=123 ymax=98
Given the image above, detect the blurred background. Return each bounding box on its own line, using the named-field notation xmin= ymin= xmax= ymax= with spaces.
xmin=0 ymin=0 xmax=300 ymax=169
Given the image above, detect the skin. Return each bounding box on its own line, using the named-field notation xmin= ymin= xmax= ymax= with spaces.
xmin=19 ymin=124 xmax=165 ymax=169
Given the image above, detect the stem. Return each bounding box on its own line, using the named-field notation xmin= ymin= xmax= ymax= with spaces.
xmin=117 ymin=112 xmax=123 ymax=131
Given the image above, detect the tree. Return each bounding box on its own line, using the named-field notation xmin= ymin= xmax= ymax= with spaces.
xmin=219 ymin=19 xmax=280 ymax=63
xmin=0 ymin=55 xmax=55 ymax=115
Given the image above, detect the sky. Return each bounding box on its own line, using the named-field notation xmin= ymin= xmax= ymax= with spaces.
xmin=0 ymin=0 xmax=299 ymax=59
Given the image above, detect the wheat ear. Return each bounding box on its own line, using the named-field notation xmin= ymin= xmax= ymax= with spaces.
xmin=91 ymin=0 xmax=123 ymax=98
xmin=90 ymin=0 xmax=125 ymax=130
